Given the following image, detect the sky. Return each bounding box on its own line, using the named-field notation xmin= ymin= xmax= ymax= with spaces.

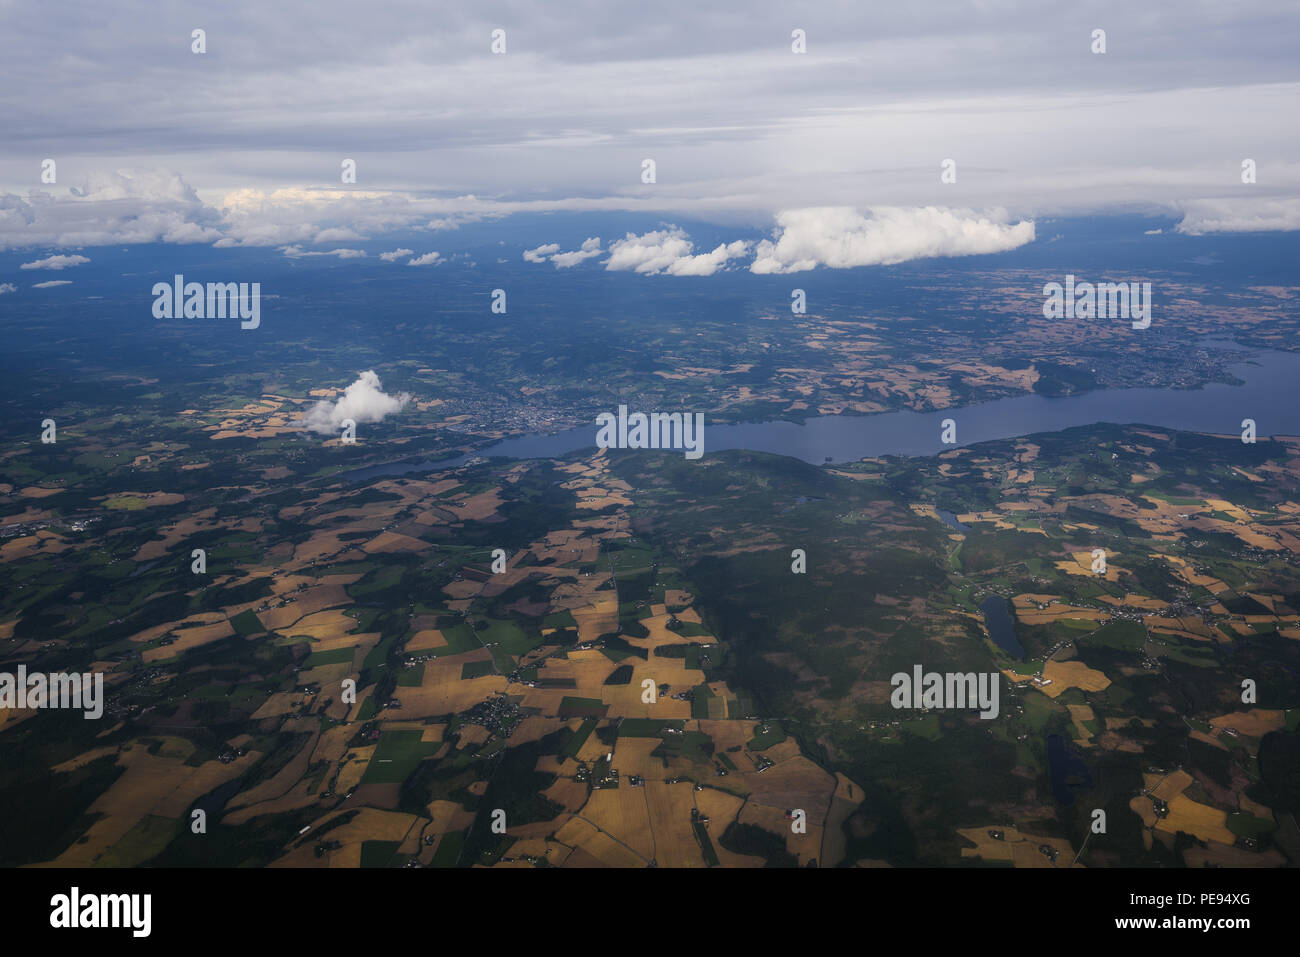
xmin=2 ymin=0 xmax=1299 ymax=273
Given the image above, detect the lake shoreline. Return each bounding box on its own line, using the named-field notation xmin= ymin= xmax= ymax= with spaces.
xmin=342 ymin=342 xmax=1300 ymax=483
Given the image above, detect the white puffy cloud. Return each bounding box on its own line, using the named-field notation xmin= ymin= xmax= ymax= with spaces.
xmin=33 ymin=280 xmax=72 ymax=288
xmin=407 ymin=251 xmax=441 ymax=265
xmin=522 ymin=238 xmax=604 ymax=267
xmin=300 ymin=370 xmax=411 ymax=436
xmin=313 ymin=226 xmax=366 ymax=243
xmin=1175 ymin=197 xmax=1300 ymax=235
xmin=604 ymin=228 xmax=749 ymax=276
xmin=605 ymin=228 xmax=695 ymax=274
xmin=280 ymin=244 xmax=367 ymax=259
xmin=550 ymin=237 xmax=603 ymax=268
xmin=517 ymin=212 xmax=1037 ymax=277
xmin=0 ymin=169 xmax=222 ymax=251
xmin=20 ymin=253 xmax=90 ymax=270
xmin=666 ymin=239 xmax=751 ymax=276
xmin=0 ymin=283 xmax=17 ymax=294
xmin=216 ymin=187 xmax=399 ymax=248
xmin=523 ymin=242 xmax=559 ymax=263
xmin=426 ymin=215 xmax=482 ymax=230
xmin=4 ymin=156 xmax=1289 ymax=273
xmin=749 ymin=207 xmax=1036 ymax=274
xmin=212 ymin=187 xmax=508 ymax=249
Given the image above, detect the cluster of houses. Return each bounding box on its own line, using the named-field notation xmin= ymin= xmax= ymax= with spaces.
xmin=462 ymin=692 xmax=522 ymax=737
xmin=582 ymin=753 xmax=619 ymax=789
xmin=217 ymin=745 xmax=247 ymax=764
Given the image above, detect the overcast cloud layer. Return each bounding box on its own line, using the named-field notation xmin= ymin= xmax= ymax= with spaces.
xmin=2 ymin=1 xmax=1298 ymax=261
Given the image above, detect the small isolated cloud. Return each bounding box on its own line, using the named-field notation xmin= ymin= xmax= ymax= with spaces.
xmin=20 ymin=253 xmax=90 ymax=270
xmin=1175 ymin=198 xmax=1300 ymax=235
xmin=522 ymin=238 xmax=604 ymax=267
xmin=1144 ymin=228 xmax=1164 ymax=235
xmin=300 ymin=370 xmax=411 ymax=436
xmin=426 ymin=214 xmax=482 ymax=230
xmin=749 ymin=206 xmax=1036 ymax=274
xmin=280 ymin=245 xmax=367 ymax=259
xmin=0 ymin=283 xmax=17 ymax=294
xmin=523 ymin=242 xmax=560 ymax=263
xmin=380 ymin=247 xmax=414 ymax=262
xmin=550 ymin=237 xmax=603 ymax=268
xmin=33 ymin=280 xmax=72 ymax=288
xmin=605 ymin=228 xmax=748 ymax=276
xmin=407 ymin=252 xmax=441 ymax=266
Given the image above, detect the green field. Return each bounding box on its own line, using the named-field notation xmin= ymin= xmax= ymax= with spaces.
xmin=360 ymin=839 xmax=402 ymax=867
xmin=360 ymin=730 xmax=441 ymax=784
xmin=461 ymin=660 xmax=496 ymax=680
xmin=558 ymin=696 xmax=608 ymax=719
xmin=305 ymin=646 xmax=356 ymax=668
xmin=747 ymin=721 xmax=787 ymax=751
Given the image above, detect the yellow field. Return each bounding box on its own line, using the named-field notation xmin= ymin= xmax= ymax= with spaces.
xmin=270 ymin=807 xmax=422 ymax=868
xmin=581 ymin=786 xmax=656 ymax=860
xmin=644 ymin=779 xmax=707 ymax=868
xmin=1159 ymin=554 xmax=1229 ymax=593
xmin=1129 ymin=796 xmax=1157 ymax=827
xmin=553 ymin=815 xmax=648 ymax=868
xmin=1066 ymin=704 xmax=1097 ymax=746
xmin=257 ymin=584 xmax=351 ymax=630
xmin=1038 ymin=659 xmax=1111 ymax=697
xmin=45 ymin=744 xmax=259 ymax=866
xmin=142 ymin=618 xmax=235 ymax=663
xmin=1156 ymin=796 xmax=1236 ymax=845
xmin=739 ymin=801 xmax=821 ymax=866
xmin=1055 ymin=550 xmax=1121 ymax=582
xmin=390 ymin=654 xmax=508 ymax=718
xmin=957 ymin=825 xmax=1081 ymax=868
xmin=1209 ymin=709 xmax=1286 ymax=737
xmin=1150 ymin=769 xmax=1194 ymax=801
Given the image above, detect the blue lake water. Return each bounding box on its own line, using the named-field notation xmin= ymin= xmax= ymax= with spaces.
xmin=1046 ymin=733 xmax=1094 ymax=806
xmin=344 ymin=343 xmax=1300 ymax=482
xmin=936 ymin=509 xmax=970 ymax=533
xmin=980 ymin=594 xmax=1025 ymax=658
